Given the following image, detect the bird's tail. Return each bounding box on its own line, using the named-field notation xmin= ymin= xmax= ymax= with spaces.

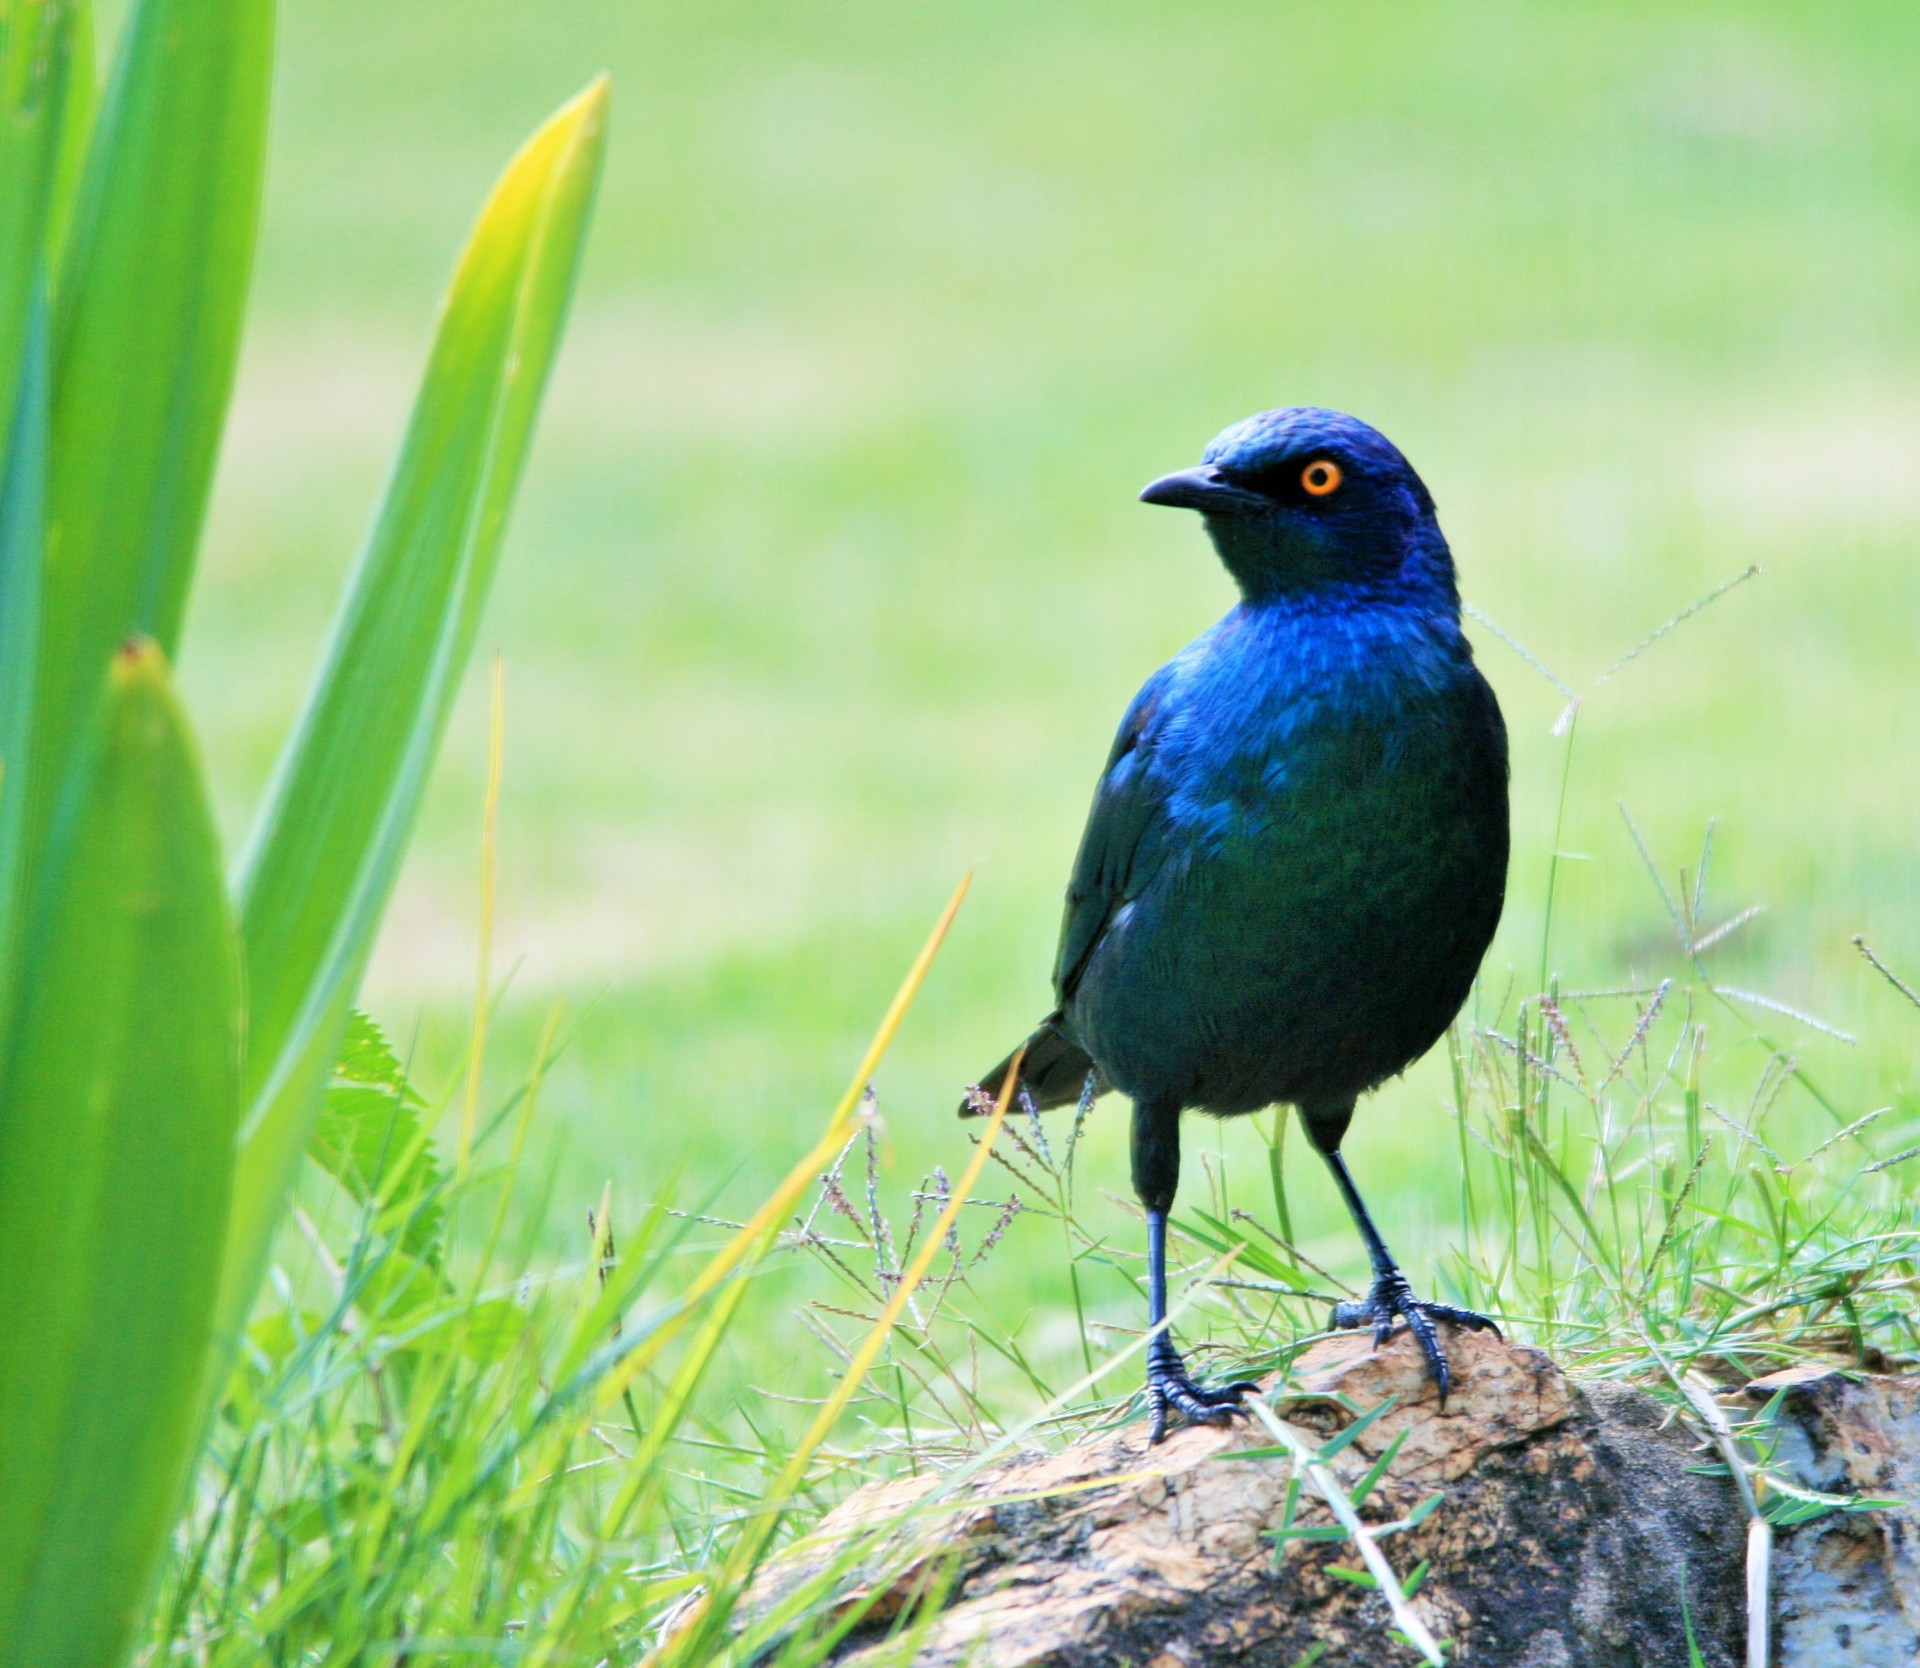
xmin=958 ymin=1014 xmax=1105 ymax=1118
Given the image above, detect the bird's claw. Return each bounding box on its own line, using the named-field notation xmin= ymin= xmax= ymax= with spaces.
xmin=1330 ymin=1271 xmax=1499 ymax=1403
xmin=1144 ymin=1335 xmax=1259 ymax=1445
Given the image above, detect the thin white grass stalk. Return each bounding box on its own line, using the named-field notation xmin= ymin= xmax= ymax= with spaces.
xmin=1746 ymin=1518 xmax=1772 ymax=1668
xmin=1865 ymin=1143 xmax=1920 ymax=1174
xmin=289 ymin=1203 xmax=365 ymax=1340
xmin=1681 ymin=1373 xmax=1756 ymax=1516
xmin=1681 ymin=1372 xmax=1769 ymax=1668
xmin=1618 ymin=803 xmax=1690 ymax=950
xmin=1803 ymin=1106 xmax=1889 ymax=1165
xmin=1691 ymin=818 xmax=1717 ymax=925
xmin=1854 ymin=935 xmax=1920 ymax=1010
xmin=1710 ymin=985 xmax=1856 ymax=1045
xmin=1590 ymin=564 xmax=1762 ymax=687
xmin=1461 ymin=602 xmax=1576 ymax=702
xmin=1243 ymin=1398 xmax=1445 ymax=1666
xmin=1705 ymin=1103 xmax=1787 ymax=1171
xmin=795 ymin=1132 xmax=862 ymax=1241
xmin=1689 ymin=904 xmax=1766 ymax=956
xmin=1595 ymin=979 xmax=1671 ymax=1091
xmin=1555 ymin=984 xmax=1666 ymax=1000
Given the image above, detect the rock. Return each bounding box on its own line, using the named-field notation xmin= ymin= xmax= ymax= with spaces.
xmin=1748 ymin=1363 xmax=1920 ymax=1665
xmin=746 ymin=1332 xmax=1920 ymax=1666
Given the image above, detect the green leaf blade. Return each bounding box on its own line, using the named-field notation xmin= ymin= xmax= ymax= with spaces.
xmin=220 ymin=76 xmax=608 ymax=1346
xmin=0 ymin=638 xmax=240 ymax=1668
xmin=24 ymin=0 xmax=269 ymax=883
xmin=0 ymin=0 xmax=83 ymax=436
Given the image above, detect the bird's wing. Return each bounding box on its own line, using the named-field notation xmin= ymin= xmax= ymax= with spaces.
xmin=1052 ymin=668 xmax=1177 ymax=1004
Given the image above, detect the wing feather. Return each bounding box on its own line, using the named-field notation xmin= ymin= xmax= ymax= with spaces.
xmin=1052 ymin=670 xmax=1176 ymax=1004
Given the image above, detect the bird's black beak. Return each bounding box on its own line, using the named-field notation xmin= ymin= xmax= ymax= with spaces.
xmin=1138 ymin=466 xmax=1260 ymax=514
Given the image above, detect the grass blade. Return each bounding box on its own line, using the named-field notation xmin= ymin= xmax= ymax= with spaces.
xmin=0 ymin=638 xmax=240 ymax=1668
xmin=1244 ymin=1398 xmax=1446 ymax=1666
xmin=219 ymin=76 xmax=608 ymax=1349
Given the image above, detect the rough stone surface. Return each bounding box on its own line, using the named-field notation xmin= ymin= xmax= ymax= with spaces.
xmin=748 ymin=1333 xmax=1920 ymax=1666
xmin=1750 ymin=1363 xmax=1920 ymax=1666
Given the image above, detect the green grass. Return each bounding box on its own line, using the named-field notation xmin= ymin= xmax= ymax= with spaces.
xmin=182 ymin=0 xmax=1920 ymax=1285
xmin=0 ymin=5 xmax=610 ymax=1658
xmin=149 ymin=900 xmax=1920 ymax=1663
xmin=146 ymin=3 xmax=1920 ymax=1655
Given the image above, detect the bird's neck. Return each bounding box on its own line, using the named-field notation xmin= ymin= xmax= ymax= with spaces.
xmin=1218 ymin=574 xmax=1474 ymax=701
xmin=1230 ymin=563 xmax=1462 ymax=633
xmin=1211 ymin=521 xmax=1461 ymax=615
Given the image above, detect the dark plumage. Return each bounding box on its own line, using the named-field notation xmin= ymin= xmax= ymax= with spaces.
xmin=965 ymin=407 xmax=1509 ymax=1442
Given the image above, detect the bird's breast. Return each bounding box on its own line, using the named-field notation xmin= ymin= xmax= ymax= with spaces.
xmin=1161 ymin=667 xmax=1468 ymax=856
xmin=1072 ymin=640 xmax=1508 ymax=1113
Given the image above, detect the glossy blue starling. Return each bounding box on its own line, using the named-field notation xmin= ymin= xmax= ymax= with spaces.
xmin=965 ymin=407 xmax=1509 ymax=1442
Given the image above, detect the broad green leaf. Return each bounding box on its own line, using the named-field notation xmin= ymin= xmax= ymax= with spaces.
xmin=0 ymin=284 xmax=46 ymax=1032
xmin=42 ymin=0 xmax=93 ymax=259
xmin=21 ymin=0 xmax=268 ymax=890
xmin=0 ymin=638 xmax=240 ymax=1668
xmin=0 ymin=0 xmax=81 ymax=433
xmin=220 ymin=77 xmax=607 ymax=1346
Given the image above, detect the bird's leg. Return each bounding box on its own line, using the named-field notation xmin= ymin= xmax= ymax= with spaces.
xmin=1133 ymin=1100 xmax=1259 ymax=1444
xmin=1319 ymin=1145 xmax=1500 ymax=1402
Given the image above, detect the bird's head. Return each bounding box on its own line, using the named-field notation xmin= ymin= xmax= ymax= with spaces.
xmin=1140 ymin=407 xmax=1451 ymax=604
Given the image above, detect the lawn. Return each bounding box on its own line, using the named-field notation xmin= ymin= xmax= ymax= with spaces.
xmin=3 ymin=3 xmax=1889 ymax=1660
xmin=180 ymin=0 xmax=1920 ymax=1423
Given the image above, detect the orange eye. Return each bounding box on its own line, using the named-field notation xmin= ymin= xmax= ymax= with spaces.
xmin=1301 ymin=459 xmax=1342 ymax=497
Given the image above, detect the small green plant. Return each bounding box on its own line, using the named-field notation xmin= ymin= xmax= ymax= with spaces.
xmin=147 ymin=881 xmax=984 ymax=1664
xmin=0 ymin=1 xmax=605 ymax=1660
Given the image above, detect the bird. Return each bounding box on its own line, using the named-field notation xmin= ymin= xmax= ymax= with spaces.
xmin=962 ymin=406 xmax=1509 ymax=1444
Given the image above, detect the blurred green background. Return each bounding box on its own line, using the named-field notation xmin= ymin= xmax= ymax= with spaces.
xmin=181 ymin=0 xmax=1920 ymax=1356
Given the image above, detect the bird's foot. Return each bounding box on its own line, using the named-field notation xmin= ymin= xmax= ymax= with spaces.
xmin=1144 ymin=1334 xmax=1260 ymax=1445
xmin=1330 ymin=1271 xmax=1500 ymax=1403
